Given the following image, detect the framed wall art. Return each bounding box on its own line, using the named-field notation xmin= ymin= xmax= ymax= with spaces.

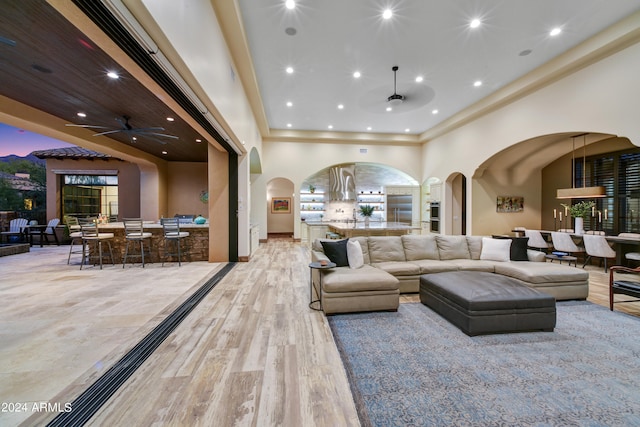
xmin=496 ymin=196 xmax=524 ymax=213
xmin=271 ymin=197 xmax=291 ymax=213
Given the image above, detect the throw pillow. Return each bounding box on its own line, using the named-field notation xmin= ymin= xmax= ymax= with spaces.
xmin=491 ymin=235 xmax=529 ymax=261
xmin=480 ymin=237 xmax=511 ymax=262
xmin=321 ymin=239 xmax=349 ymax=267
xmin=347 ymin=239 xmax=364 ymax=269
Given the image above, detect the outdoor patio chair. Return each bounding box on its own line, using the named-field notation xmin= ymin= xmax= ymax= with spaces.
xmin=609 ymin=265 xmax=640 ymax=311
xmin=0 ymin=218 xmax=28 ymax=243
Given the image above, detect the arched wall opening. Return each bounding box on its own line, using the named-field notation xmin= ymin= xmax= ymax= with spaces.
xmin=266 ymin=177 xmax=295 ymax=236
xmin=444 ymin=172 xmax=467 ymax=235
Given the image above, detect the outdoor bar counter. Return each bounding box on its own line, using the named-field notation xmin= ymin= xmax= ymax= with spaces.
xmin=94 ymin=221 xmax=209 ymax=264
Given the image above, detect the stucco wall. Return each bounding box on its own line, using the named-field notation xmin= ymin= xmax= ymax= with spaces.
xmin=166 ymin=162 xmax=208 ymax=218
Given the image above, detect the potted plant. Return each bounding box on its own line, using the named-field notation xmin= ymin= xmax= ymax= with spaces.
xmin=561 ymin=201 xmax=595 ymax=235
xmin=359 ymin=204 xmax=374 ymax=226
xmin=309 ymin=184 xmax=316 ymax=194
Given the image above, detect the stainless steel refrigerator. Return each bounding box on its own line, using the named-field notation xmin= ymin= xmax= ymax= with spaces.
xmin=386 ymin=194 xmax=413 ymax=224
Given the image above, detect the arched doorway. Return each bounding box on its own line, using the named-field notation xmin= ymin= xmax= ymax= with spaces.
xmin=445 ymin=172 xmax=467 ymax=235
xmin=266 ymin=177 xmax=294 ymax=238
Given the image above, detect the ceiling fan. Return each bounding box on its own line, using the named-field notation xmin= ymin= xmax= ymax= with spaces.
xmin=387 ymin=66 xmax=405 ymax=106
xmin=65 ymin=115 xmax=178 ymax=145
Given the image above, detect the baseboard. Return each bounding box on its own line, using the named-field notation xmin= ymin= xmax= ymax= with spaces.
xmin=259 ymin=239 xmax=268 ymax=243
xmin=238 ymin=255 xmax=250 ymax=262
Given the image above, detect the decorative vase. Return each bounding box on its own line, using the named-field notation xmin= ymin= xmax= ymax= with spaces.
xmin=194 ymin=215 xmax=207 ymax=224
xmin=364 ymin=217 xmax=370 ymax=227
xmin=575 ymin=217 xmax=584 ymax=235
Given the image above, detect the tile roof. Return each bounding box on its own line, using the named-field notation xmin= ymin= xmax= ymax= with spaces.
xmin=31 ymin=147 xmax=115 ymax=159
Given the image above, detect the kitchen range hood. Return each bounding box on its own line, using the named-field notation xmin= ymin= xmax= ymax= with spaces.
xmin=329 ymin=164 xmax=356 ymax=201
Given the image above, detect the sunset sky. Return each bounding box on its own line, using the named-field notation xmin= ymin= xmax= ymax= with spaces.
xmin=0 ymin=123 xmax=74 ymax=157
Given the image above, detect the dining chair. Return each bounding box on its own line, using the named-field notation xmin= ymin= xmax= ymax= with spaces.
xmin=618 ymin=233 xmax=640 ymax=266
xmin=80 ymin=223 xmax=115 ymax=270
xmin=585 ymin=230 xmax=605 ymax=235
xmin=0 ymin=218 xmax=28 ymax=243
xmin=524 ymin=229 xmax=552 ymax=252
xmin=161 ymin=218 xmax=189 ymax=266
xmin=582 ymin=234 xmax=616 ymax=272
xmin=551 ymin=232 xmax=585 ymax=259
xmin=122 ymin=218 xmax=152 ymax=268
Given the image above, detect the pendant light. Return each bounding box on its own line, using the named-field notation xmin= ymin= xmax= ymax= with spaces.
xmin=556 ymin=133 xmax=606 ymax=199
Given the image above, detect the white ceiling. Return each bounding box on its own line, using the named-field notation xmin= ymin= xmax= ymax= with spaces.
xmin=237 ymin=0 xmax=640 ymax=136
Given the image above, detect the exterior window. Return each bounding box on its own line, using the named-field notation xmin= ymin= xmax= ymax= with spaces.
xmin=576 ymin=149 xmax=640 ymax=234
xmin=62 ymin=175 xmax=118 ymax=220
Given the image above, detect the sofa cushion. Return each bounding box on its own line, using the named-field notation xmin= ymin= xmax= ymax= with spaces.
xmin=347 ymin=239 xmax=364 ymax=269
xmin=480 ymin=237 xmax=511 ymax=262
xmin=371 ymin=261 xmax=421 ymax=276
xmin=322 ymin=265 xmax=399 ymax=292
xmin=436 ymin=235 xmax=471 ymax=260
xmin=494 ymin=261 xmax=589 ymax=284
xmin=368 ymin=236 xmax=406 ymax=263
xmin=446 ymin=259 xmax=497 ymax=272
xmin=466 ymin=236 xmax=484 ymax=260
xmin=411 ymin=259 xmax=459 ymax=274
xmin=492 ymin=235 xmax=530 ymax=261
xmin=402 ymin=235 xmax=440 ymax=260
xmin=350 ymin=236 xmax=371 ymax=264
xmin=321 ymin=239 xmax=349 ymax=267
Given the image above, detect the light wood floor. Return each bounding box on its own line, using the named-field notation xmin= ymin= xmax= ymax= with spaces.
xmin=1 ymin=239 xmax=639 ymax=426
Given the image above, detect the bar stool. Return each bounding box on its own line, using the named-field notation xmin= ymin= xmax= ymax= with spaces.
xmin=161 ymin=218 xmax=189 ymax=266
xmin=65 ymin=216 xmax=83 ymax=264
xmin=123 ymin=218 xmax=152 ymax=268
xmin=80 ymin=223 xmax=115 ymax=270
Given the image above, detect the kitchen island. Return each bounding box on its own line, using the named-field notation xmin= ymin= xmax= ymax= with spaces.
xmin=302 ymin=221 xmax=415 ymax=245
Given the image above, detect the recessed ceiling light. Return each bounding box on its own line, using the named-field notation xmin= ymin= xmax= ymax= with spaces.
xmin=285 ymin=27 xmax=297 ymax=36
xmin=367 ymin=127 xmax=372 ymax=131
xmin=166 ymin=117 xmax=175 ymax=122
xmin=286 ymin=101 xmax=293 ymax=107
xmin=77 ymin=112 xmax=86 ymax=118
xmin=285 ymin=0 xmax=295 ymax=9
xmin=195 ymin=139 xmax=202 ymax=143
xmin=162 ymin=150 xmax=168 ymax=155
xmin=286 ymin=123 xmax=292 ymax=128
xmin=386 ymin=107 xmax=392 ymax=112
xmin=550 ymin=27 xmax=562 ymax=36
xmin=405 ymin=128 xmax=411 ymax=133
xmin=519 ymin=49 xmax=533 ymax=56
xmin=473 ymin=80 xmax=483 ymax=87
xmin=353 ymin=71 xmax=361 ymax=78
xmin=286 ymin=66 xmax=294 ymax=74
xmin=470 ymin=19 xmax=481 ymax=28
xmin=107 ymin=71 xmax=119 ymax=79
xmin=432 ymin=109 xmax=439 ymax=115
xmin=382 ymin=9 xmax=393 ymax=20
xmin=337 ymin=104 xmax=344 ymax=110
xmin=328 ymin=125 xmax=333 ymax=129
xmin=415 ymin=76 xmax=424 ymax=83
xmin=132 ymin=136 xmax=137 ymax=141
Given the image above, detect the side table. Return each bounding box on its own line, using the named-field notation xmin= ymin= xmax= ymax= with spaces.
xmin=309 ymin=261 xmax=336 ymax=311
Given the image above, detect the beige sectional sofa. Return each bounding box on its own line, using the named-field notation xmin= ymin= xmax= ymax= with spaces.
xmin=311 ymin=234 xmax=589 ymax=314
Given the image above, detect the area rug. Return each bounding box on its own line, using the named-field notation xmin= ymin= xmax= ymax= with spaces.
xmin=328 ymin=301 xmax=640 ymax=427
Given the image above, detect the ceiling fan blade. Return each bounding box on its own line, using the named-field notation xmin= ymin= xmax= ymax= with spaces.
xmin=135 ymin=131 xmax=179 ymax=139
xmin=130 ymin=127 xmax=166 ymax=132
xmin=92 ymin=129 xmax=122 ymax=136
xmin=141 ymin=135 xmax=169 ymax=145
xmin=65 ymin=124 xmax=111 ymax=129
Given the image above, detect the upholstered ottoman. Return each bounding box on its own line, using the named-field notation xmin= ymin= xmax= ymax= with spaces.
xmin=420 ymin=271 xmax=556 ymax=336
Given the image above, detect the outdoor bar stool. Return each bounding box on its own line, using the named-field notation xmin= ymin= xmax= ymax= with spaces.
xmin=80 ymin=223 xmax=115 ymax=270
xmin=64 ymin=216 xmax=83 ymax=264
xmin=161 ymin=218 xmax=189 ymax=266
xmin=122 ymin=218 xmax=152 ymax=268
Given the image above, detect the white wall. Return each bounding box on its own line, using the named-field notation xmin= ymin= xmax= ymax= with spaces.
xmin=423 ymin=40 xmax=640 ymax=235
